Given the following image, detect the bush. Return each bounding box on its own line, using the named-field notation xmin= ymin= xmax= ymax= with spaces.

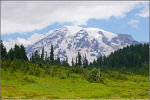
xmin=87 ymin=68 xmax=102 ymax=83
xmin=81 ymin=69 xmax=89 ymax=80
xmin=23 ymin=75 xmax=36 ymax=83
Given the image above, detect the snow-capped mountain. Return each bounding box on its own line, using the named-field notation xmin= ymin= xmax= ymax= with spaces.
xmin=26 ymin=26 xmax=139 ymax=64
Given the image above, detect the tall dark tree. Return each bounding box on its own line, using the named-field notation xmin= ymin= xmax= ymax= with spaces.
xmin=66 ymin=56 xmax=68 ymax=64
xmin=71 ymin=58 xmax=75 ymax=66
xmin=75 ymin=56 xmax=78 ymax=66
xmin=83 ymin=54 xmax=88 ymax=67
xmin=50 ymin=45 xmax=54 ymax=62
xmin=56 ymin=57 xmax=60 ymax=64
xmin=8 ymin=48 xmax=14 ymax=60
xmin=30 ymin=52 xmax=35 ymax=62
xmin=14 ymin=44 xmax=20 ymax=59
xmin=41 ymin=47 xmax=44 ymax=61
xmin=63 ymin=56 xmax=69 ymax=66
xmin=34 ymin=50 xmax=40 ymax=61
xmin=97 ymin=56 xmax=102 ymax=66
xmin=65 ymin=56 xmax=69 ymax=66
xmin=20 ymin=45 xmax=28 ymax=60
xmin=1 ymin=40 xmax=7 ymax=59
xmin=77 ymin=51 xmax=82 ymax=67
xmin=93 ymin=60 xmax=96 ymax=67
xmin=45 ymin=51 xmax=48 ymax=61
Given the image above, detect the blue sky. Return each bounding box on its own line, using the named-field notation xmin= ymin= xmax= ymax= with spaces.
xmin=1 ymin=1 xmax=149 ymax=50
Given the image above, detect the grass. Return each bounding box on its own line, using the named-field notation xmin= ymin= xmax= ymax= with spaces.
xmin=1 ymin=67 xmax=149 ymax=99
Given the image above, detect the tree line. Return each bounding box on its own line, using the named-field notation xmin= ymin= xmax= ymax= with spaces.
xmin=1 ymin=40 xmax=149 ymax=69
xmin=1 ymin=40 xmax=28 ymax=61
xmin=90 ymin=43 xmax=149 ymax=68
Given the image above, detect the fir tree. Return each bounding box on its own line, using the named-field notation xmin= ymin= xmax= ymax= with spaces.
xmin=50 ymin=45 xmax=54 ymax=62
xmin=45 ymin=51 xmax=48 ymax=61
xmin=75 ymin=56 xmax=78 ymax=66
xmin=1 ymin=40 xmax=7 ymax=59
xmin=41 ymin=47 xmax=44 ymax=61
xmin=83 ymin=54 xmax=88 ymax=67
xmin=71 ymin=58 xmax=75 ymax=66
xmin=30 ymin=53 xmax=35 ymax=62
xmin=20 ymin=45 xmax=28 ymax=61
xmin=34 ymin=50 xmax=40 ymax=61
xmin=77 ymin=51 xmax=82 ymax=66
xmin=8 ymin=48 xmax=14 ymax=61
xmin=56 ymin=57 xmax=60 ymax=65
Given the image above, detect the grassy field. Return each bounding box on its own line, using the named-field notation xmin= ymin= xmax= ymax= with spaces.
xmin=1 ymin=66 xmax=149 ymax=99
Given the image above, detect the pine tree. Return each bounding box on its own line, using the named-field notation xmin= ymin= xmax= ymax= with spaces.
xmin=97 ymin=56 xmax=102 ymax=66
xmin=45 ymin=51 xmax=48 ymax=61
xmin=50 ymin=45 xmax=54 ymax=62
xmin=62 ymin=58 xmax=66 ymax=66
xmin=30 ymin=53 xmax=35 ymax=62
xmin=75 ymin=56 xmax=78 ymax=66
xmin=14 ymin=44 xmax=20 ymax=59
xmin=1 ymin=40 xmax=7 ymax=59
xmin=20 ymin=45 xmax=28 ymax=61
xmin=93 ymin=60 xmax=96 ymax=67
xmin=65 ymin=56 xmax=69 ymax=66
xmin=41 ymin=47 xmax=44 ymax=61
xmin=56 ymin=57 xmax=60 ymax=65
xmin=77 ymin=51 xmax=82 ymax=67
xmin=71 ymin=58 xmax=74 ymax=66
xmin=83 ymin=54 xmax=88 ymax=67
xmin=8 ymin=48 xmax=14 ymax=61
xmin=34 ymin=50 xmax=40 ymax=61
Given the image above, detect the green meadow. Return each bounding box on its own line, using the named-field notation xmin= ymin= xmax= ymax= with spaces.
xmin=1 ymin=63 xmax=149 ymax=99
xmin=1 ymin=43 xmax=149 ymax=99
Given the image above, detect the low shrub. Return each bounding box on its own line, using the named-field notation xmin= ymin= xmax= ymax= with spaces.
xmin=23 ymin=75 xmax=36 ymax=83
xmin=87 ymin=68 xmax=102 ymax=83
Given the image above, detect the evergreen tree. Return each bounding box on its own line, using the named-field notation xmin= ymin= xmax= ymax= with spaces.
xmin=45 ymin=51 xmax=48 ymax=61
xmin=8 ymin=48 xmax=14 ymax=61
xmin=75 ymin=56 xmax=78 ymax=66
xmin=34 ymin=50 xmax=40 ymax=61
xmin=41 ymin=47 xmax=44 ymax=61
xmin=71 ymin=58 xmax=75 ymax=66
xmin=77 ymin=52 xmax=82 ymax=66
xmin=62 ymin=56 xmax=69 ymax=66
xmin=66 ymin=56 xmax=68 ymax=64
xmin=14 ymin=44 xmax=20 ymax=59
xmin=56 ymin=57 xmax=60 ymax=65
xmin=65 ymin=56 xmax=69 ymax=66
xmin=50 ymin=45 xmax=54 ymax=62
xmin=97 ymin=56 xmax=102 ymax=66
xmin=62 ymin=58 xmax=66 ymax=66
xmin=20 ymin=45 xmax=28 ymax=61
xmin=30 ymin=53 xmax=35 ymax=62
xmin=83 ymin=54 xmax=88 ymax=67
xmin=93 ymin=60 xmax=97 ymax=67
xmin=1 ymin=40 xmax=7 ymax=59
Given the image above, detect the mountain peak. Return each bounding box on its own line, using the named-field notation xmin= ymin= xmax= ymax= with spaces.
xmin=26 ymin=26 xmax=138 ymax=65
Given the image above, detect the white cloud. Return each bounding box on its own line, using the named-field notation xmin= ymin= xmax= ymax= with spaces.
xmin=136 ymin=2 xmax=149 ymax=18
xmin=3 ymin=33 xmax=45 ymax=51
xmin=128 ymin=19 xmax=140 ymax=28
xmin=1 ymin=1 xmax=146 ymax=34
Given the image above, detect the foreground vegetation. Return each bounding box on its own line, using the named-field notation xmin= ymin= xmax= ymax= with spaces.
xmin=1 ymin=60 xmax=149 ymax=99
xmin=1 ymin=40 xmax=149 ymax=99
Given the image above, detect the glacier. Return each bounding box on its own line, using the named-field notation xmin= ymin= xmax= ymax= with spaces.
xmin=26 ymin=26 xmax=139 ymax=65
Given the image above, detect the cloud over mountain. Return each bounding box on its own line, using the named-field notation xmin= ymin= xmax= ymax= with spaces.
xmin=1 ymin=1 xmax=148 ymax=34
